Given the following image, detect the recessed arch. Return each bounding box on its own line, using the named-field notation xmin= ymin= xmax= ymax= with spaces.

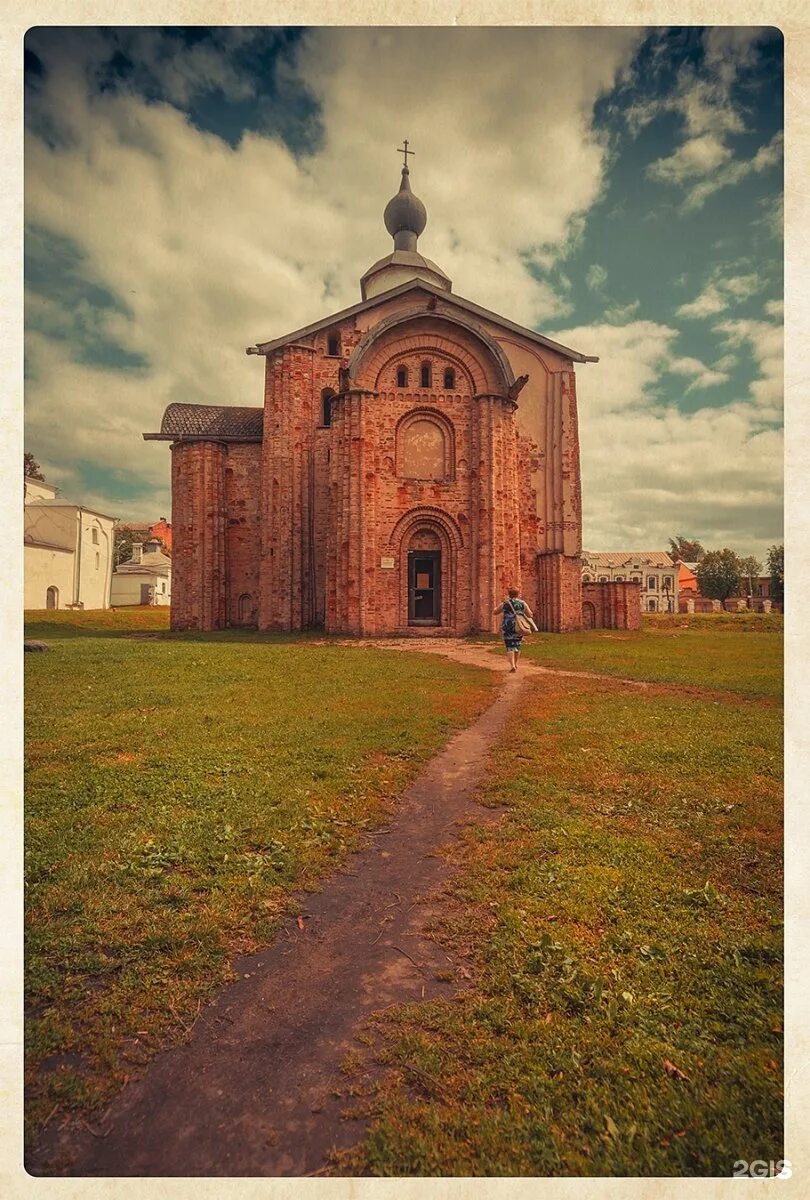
xmin=347 ymin=306 xmax=515 ymax=395
xmin=395 ymin=408 xmax=455 ymax=482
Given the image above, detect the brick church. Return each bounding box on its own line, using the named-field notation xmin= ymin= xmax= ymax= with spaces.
xmin=146 ymin=152 xmax=597 ymax=635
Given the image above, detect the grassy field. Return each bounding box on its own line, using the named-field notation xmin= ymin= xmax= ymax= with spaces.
xmin=341 ymin=648 xmax=783 ymax=1175
xmin=508 ymin=612 xmax=783 ymax=699
xmin=23 ymin=611 xmax=495 ymax=1139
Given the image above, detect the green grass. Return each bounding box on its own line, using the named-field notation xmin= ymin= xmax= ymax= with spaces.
xmin=510 ymin=613 xmax=783 ymax=699
xmin=24 ymin=611 xmax=495 ymax=1140
xmin=342 ymin=674 xmax=783 ymax=1177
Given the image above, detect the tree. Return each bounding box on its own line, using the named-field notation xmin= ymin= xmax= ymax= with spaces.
xmin=24 ymin=452 xmax=45 ymax=480
xmin=738 ymin=555 xmax=762 ymax=599
xmin=767 ymin=543 xmax=784 ymax=604
xmin=696 ymin=549 xmax=742 ymax=603
xmin=113 ymin=528 xmax=137 ymax=568
xmin=668 ymin=535 xmax=705 ymax=562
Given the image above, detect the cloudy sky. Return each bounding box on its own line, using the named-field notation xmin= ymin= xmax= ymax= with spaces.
xmin=23 ymin=25 xmax=783 ymax=558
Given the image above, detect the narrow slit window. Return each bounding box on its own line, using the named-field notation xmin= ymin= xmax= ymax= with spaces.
xmin=396 ymin=365 xmax=408 ymax=387
xmin=420 ymin=362 xmax=431 ymax=388
xmin=322 ymin=388 xmax=335 ymax=427
xmin=443 ymin=367 xmax=455 ymax=390
xmin=327 ymin=334 xmax=340 ymax=356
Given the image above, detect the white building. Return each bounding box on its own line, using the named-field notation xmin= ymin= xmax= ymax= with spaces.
xmin=111 ymin=537 xmax=172 ymax=606
xmin=582 ymin=551 xmax=678 ymax=614
xmin=24 ymin=476 xmax=116 ymax=611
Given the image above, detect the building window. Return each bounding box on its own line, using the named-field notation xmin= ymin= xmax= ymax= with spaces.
xmin=599 ymin=575 xmax=608 ymax=582
xmin=648 ymin=599 xmax=657 ymax=611
xmin=615 ymin=575 xmax=624 ymax=582
xmin=664 ymin=576 xmax=674 ymax=589
xmin=327 ymin=333 xmax=340 ymax=356
xmin=443 ymin=367 xmax=455 ymax=390
xmin=95 ymin=553 xmax=100 ymax=570
xmin=396 ymin=365 xmax=408 ymax=387
xmin=631 ymin=575 xmax=641 ymax=583
xmin=92 ymin=527 xmax=99 ymax=545
xmin=161 ymin=581 xmax=166 ymax=593
xmin=420 ymin=362 xmax=432 ymax=388
xmin=648 ymin=576 xmax=657 ymax=590
xmin=321 ymin=388 xmax=335 ymax=427
xmin=46 ymin=586 xmax=58 ymax=610
xmin=582 ymin=574 xmax=591 ymax=582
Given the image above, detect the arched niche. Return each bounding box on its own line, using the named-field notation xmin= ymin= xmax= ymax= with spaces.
xmin=396 ymin=409 xmax=455 ymax=482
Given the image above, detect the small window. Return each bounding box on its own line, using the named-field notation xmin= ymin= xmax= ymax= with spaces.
xmin=91 ymin=528 xmax=99 ymax=545
xmin=582 ymin=574 xmax=591 ymax=582
xmin=664 ymin=576 xmax=674 ymax=589
xmin=95 ymin=553 xmax=100 ymax=569
xmin=396 ymin=365 xmax=408 ymax=388
xmin=631 ymin=575 xmax=641 ymax=583
xmin=161 ymin=581 xmax=166 ymax=593
xmin=648 ymin=576 xmax=657 ymax=590
xmin=648 ymin=599 xmax=657 ymax=611
xmin=443 ymin=367 xmax=455 ymax=390
xmin=46 ymin=586 xmax=58 ymax=610
xmin=321 ymin=388 xmax=335 ymax=427
xmin=420 ymin=362 xmax=432 ymax=388
xmin=327 ymin=334 xmax=340 ymax=356
xmin=599 ymin=575 xmax=608 ymax=582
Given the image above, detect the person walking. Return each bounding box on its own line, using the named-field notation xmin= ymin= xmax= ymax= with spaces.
xmin=494 ymin=586 xmax=535 ymax=672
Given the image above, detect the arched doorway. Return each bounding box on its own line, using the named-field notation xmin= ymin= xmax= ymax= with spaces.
xmin=407 ymin=528 xmax=441 ymax=626
xmin=46 ymin=586 xmax=59 ymax=610
xmin=582 ymin=600 xmax=596 ymax=629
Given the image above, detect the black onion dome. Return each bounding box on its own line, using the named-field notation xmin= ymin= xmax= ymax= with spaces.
xmin=383 ymin=167 xmax=427 ymax=239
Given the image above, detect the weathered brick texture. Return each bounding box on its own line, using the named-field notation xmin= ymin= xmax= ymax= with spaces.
xmin=581 ymin=581 xmax=641 ymax=630
xmin=169 ymin=290 xmax=588 ymax=635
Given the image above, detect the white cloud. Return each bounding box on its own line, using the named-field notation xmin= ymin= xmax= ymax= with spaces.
xmin=676 ymin=283 xmax=729 ymax=319
xmin=647 ymin=133 xmax=732 ymax=185
xmin=24 ymin=27 xmax=644 ymax=518
xmin=677 ymin=270 xmax=765 ymax=319
xmin=586 ymin=263 xmax=608 ymax=291
xmin=550 ymin=318 xmax=782 ymax=557
xmin=630 ymin=29 xmax=782 ymax=211
xmin=714 ymin=317 xmax=783 ymax=419
xmin=668 ymin=356 xmax=730 ymax=390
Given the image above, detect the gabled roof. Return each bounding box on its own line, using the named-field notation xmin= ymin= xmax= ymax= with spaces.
xmin=144 ymin=402 xmax=264 ymax=442
xmin=24 ymin=499 xmax=117 ymax=520
xmin=246 ymin=278 xmax=598 ymax=364
xmin=582 ymin=551 xmax=676 ymax=569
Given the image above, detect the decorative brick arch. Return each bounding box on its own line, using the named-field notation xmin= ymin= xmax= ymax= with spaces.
xmin=377 ymin=346 xmax=476 ymax=395
xmin=348 ymin=308 xmax=515 ymax=395
xmin=388 ymin=505 xmax=464 ymax=629
xmin=395 ymin=407 xmax=456 ymax=481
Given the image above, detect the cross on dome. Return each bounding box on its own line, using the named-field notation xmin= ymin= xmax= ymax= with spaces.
xmin=397 ymin=139 xmax=414 ymax=168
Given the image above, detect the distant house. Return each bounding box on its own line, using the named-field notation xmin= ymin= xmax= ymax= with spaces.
xmin=24 ymin=475 xmax=116 ymax=611
xmin=581 ymin=551 xmax=678 ymax=613
xmin=117 ymin=517 xmax=172 ymax=554
xmin=111 ymin=537 xmax=172 ymax=606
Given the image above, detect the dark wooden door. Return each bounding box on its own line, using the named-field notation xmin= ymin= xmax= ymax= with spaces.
xmin=408 ymin=551 xmax=440 ymax=625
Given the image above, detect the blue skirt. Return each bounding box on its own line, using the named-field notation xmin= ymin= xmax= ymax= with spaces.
xmin=502 ymin=617 xmax=523 ymax=652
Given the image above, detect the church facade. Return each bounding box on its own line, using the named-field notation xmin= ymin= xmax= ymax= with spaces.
xmin=146 ymin=160 xmax=597 ymax=635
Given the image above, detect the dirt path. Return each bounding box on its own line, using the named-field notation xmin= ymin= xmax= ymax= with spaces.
xmin=31 ymin=642 xmax=531 ymax=1178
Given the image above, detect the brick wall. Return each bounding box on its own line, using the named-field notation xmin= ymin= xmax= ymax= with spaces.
xmin=581 ymin=580 xmax=641 ymax=630
xmin=170 ymin=293 xmax=585 ymax=635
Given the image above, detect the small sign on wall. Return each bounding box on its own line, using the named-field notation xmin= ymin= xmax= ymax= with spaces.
xmin=380 ymin=556 xmax=395 ymax=569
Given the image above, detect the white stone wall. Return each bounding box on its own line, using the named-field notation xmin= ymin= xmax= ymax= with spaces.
xmin=111 ymin=571 xmax=171 ymax=606
xmin=581 ymin=560 xmax=678 ymax=614
xmin=24 ymin=504 xmax=116 ymax=610
xmin=24 ymin=544 xmax=74 ymax=610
